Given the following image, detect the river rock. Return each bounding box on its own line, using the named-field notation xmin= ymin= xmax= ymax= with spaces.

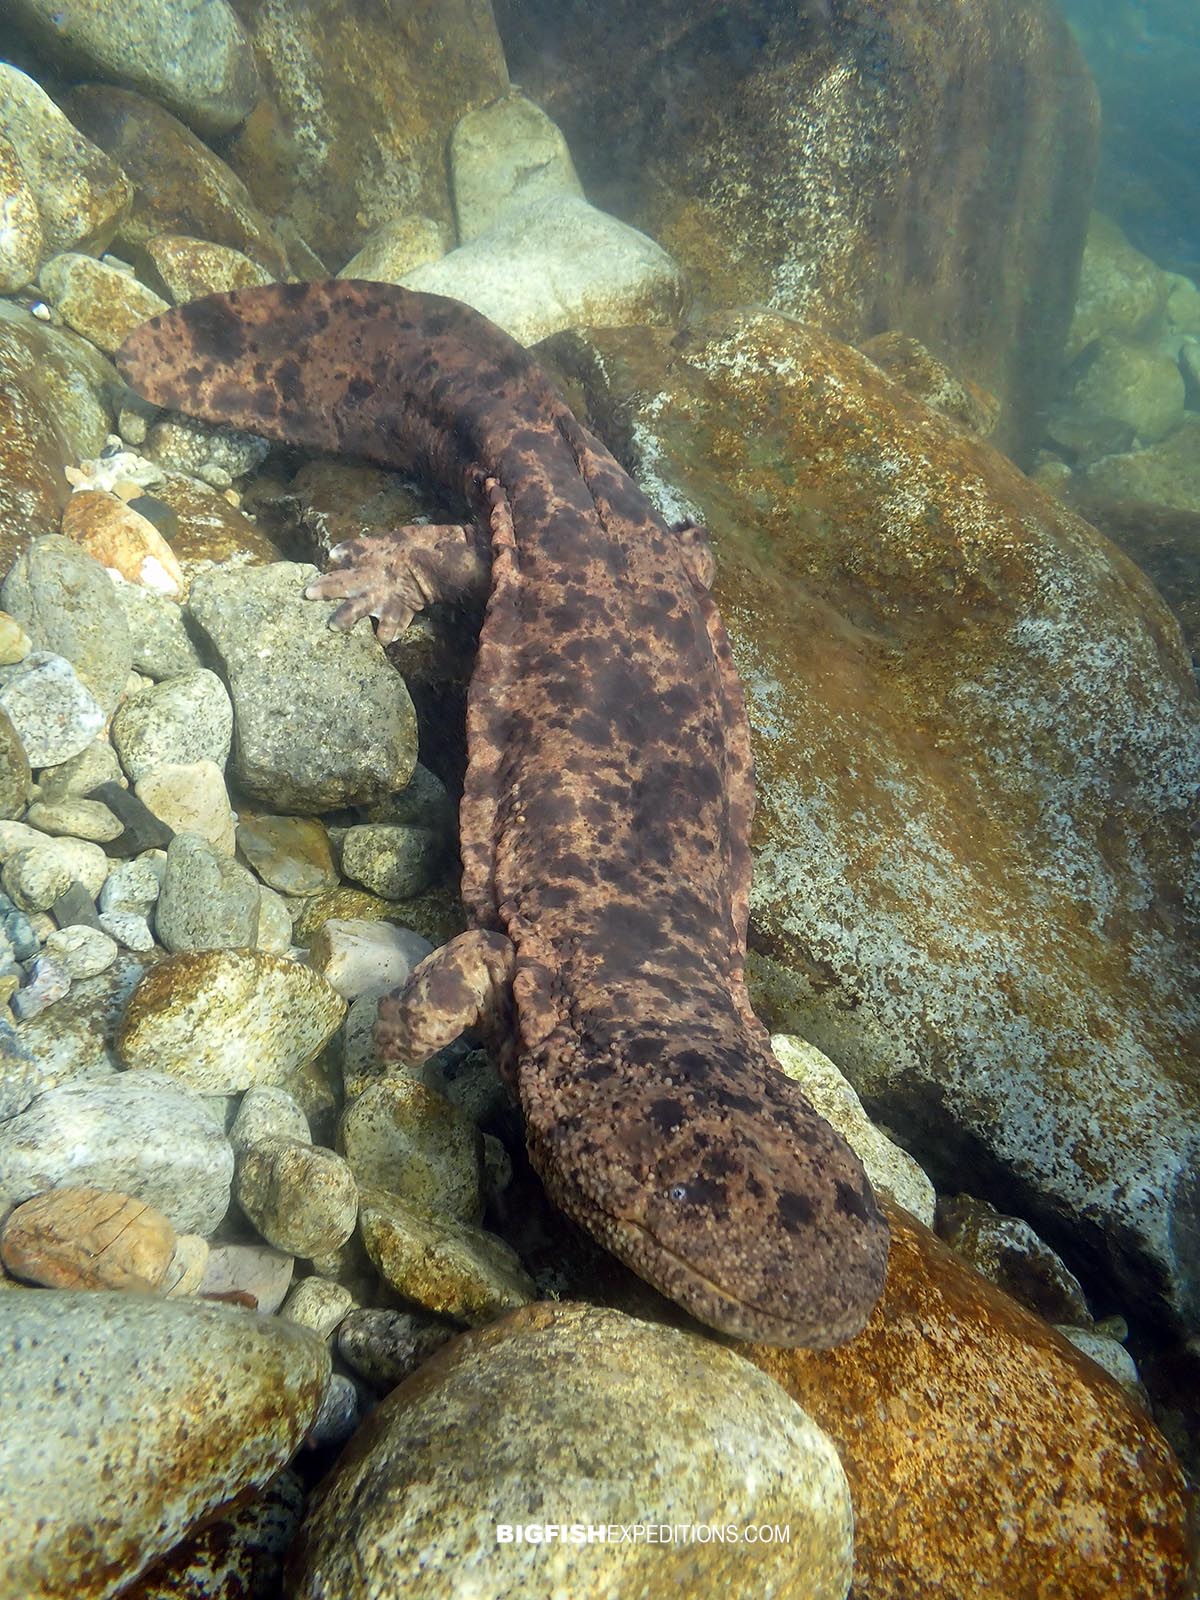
xmin=65 ymin=86 xmax=290 ymax=276
xmin=137 ymin=763 xmax=236 ymax=856
xmin=280 ymin=1276 xmax=354 ymax=1340
xmin=339 ymin=822 xmax=442 ymax=900
xmin=746 ymin=1203 xmax=1190 ymax=1600
xmin=936 ymin=1192 xmax=1093 ymax=1326
xmin=335 ymin=1306 xmax=455 ymax=1391
xmin=37 ymin=252 xmax=170 ymax=357
xmin=0 ymin=64 xmax=131 ymax=258
xmin=230 ymin=1084 xmax=311 ymax=1153
xmin=0 ymin=1185 xmax=177 ymax=1291
xmin=43 ymin=924 xmax=119 ymax=980
xmin=222 ymin=0 xmax=507 ymax=267
xmin=12 ymin=955 xmax=144 ymax=1088
xmin=0 ymin=129 xmax=41 ymax=292
xmin=450 ymin=91 xmax=583 ymax=242
xmin=0 ymin=1020 xmax=42 ymax=1120
xmin=187 ymin=562 xmax=418 ymax=811
xmin=338 ymin=215 xmax=448 ymax=282
xmin=235 ymin=811 xmax=339 ymax=896
xmin=24 ymin=797 xmax=122 ymax=843
xmin=112 ymin=581 xmax=201 ymax=680
xmin=6 ymin=0 xmax=259 ymax=137
xmin=499 ymin=0 xmax=1097 ymax=457
xmin=0 ymin=653 xmax=106 ymax=767
xmin=235 ymin=1137 xmax=358 ymax=1258
xmin=118 ymin=948 xmax=346 ymax=1093
xmin=119 ymin=1469 xmax=306 ymax=1600
xmin=199 ymin=1241 xmax=294 ymax=1314
xmin=2 ymin=536 xmax=132 ymax=716
xmin=340 ymin=1078 xmax=484 ymax=1224
xmin=110 ymin=668 xmax=233 ymax=784
xmin=309 ymin=917 xmax=432 ymax=1002
xmin=770 ymin=1033 xmax=935 ymax=1226
xmin=0 ymin=1072 xmax=233 ymax=1234
xmin=138 ymin=233 xmax=275 ymax=303
xmin=0 ymin=299 xmax=115 ymax=569
xmin=0 ymin=708 xmax=31 ymax=819
xmin=358 ymin=1185 xmax=533 ymax=1325
xmin=288 ymin=1301 xmax=853 ymax=1600
xmin=62 ymin=489 xmax=185 ymax=597
xmin=0 ymin=1291 xmax=327 ymax=1598
xmin=1067 ymin=212 xmax=1170 ymax=361
xmin=153 ymin=828 xmax=259 ymax=952
xmin=401 ymin=194 xmax=684 ymax=347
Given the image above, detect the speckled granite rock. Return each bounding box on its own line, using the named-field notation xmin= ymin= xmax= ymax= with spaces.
xmin=0 ymin=652 xmax=106 ymax=766
xmin=0 ymin=64 xmax=131 ymax=258
xmin=187 ymin=562 xmax=418 ymax=811
xmin=221 ymin=0 xmax=508 ymax=267
xmin=111 ymin=668 xmax=233 ymax=784
xmin=12 ymin=956 xmax=144 ymax=1089
xmin=0 ymin=1019 xmax=42 ymax=1121
xmin=498 ymin=0 xmax=1097 ymax=457
xmin=0 ymin=300 xmax=115 ymax=569
xmin=153 ymin=828 xmax=259 ymax=951
xmin=0 ymin=1292 xmax=327 ymax=1599
xmin=119 ymin=1469 xmax=306 ymax=1600
xmin=0 ymin=129 xmax=41 ymax=292
xmin=37 ymin=252 xmax=170 ymax=357
xmin=2 ymin=536 xmax=132 ymax=715
xmin=118 ymin=948 xmax=346 ymax=1094
xmin=547 ymin=311 xmax=1200 ymax=1330
xmin=5 ymin=0 xmax=259 ymax=137
xmin=340 ymin=1078 xmax=483 ymax=1224
xmin=288 ymin=1302 xmax=853 ymax=1600
xmin=235 ymin=1138 xmax=358 ymax=1258
xmin=0 ymin=1072 xmax=233 ymax=1234
xmin=358 ymin=1185 xmax=533 ymax=1325
xmin=138 ymin=233 xmax=275 ymax=304
xmin=746 ymin=1203 xmax=1190 ymax=1600
xmin=65 ymin=86 xmax=290 ymax=277
xmin=937 ymin=1192 xmax=1093 ymax=1327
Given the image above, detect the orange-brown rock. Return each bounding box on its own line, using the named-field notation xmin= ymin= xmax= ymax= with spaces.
xmin=62 ymin=489 xmax=186 ymax=596
xmin=497 ymin=0 xmax=1098 ymax=458
xmin=223 ymin=0 xmax=509 ymax=268
xmin=0 ymin=1186 xmax=177 ymax=1291
xmin=544 ymin=312 xmax=1200 ymax=1330
xmin=745 ymin=1202 xmax=1191 ymax=1600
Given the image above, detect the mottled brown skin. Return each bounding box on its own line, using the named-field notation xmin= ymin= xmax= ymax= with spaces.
xmin=117 ymin=281 xmax=888 ymax=1346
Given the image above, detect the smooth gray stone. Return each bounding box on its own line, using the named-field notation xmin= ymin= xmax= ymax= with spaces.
xmin=0 ymin=1292 xmax=327 ymax=1600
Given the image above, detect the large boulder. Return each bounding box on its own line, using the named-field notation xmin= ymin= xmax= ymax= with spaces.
xmin=495 ymin=0 xmax=1098 ymax=460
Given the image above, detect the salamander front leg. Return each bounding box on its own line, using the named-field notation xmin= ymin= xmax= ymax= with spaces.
xmin=670 ymin=518 xmax=716 ymax=593
xmin=376 ymin=928 xmax=516 ymax=1064
xmin=305 ymin=521 xmax=492 ymax=644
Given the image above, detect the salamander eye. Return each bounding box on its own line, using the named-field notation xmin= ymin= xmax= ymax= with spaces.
xmin=668 ymin=1184 xmax=690 ymax=1203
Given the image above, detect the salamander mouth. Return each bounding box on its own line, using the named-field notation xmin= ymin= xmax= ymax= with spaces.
xmin=613 ymin=1215 xmax=859 ymax=1349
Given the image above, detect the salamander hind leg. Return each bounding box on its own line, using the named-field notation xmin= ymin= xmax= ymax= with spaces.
xmin=376 ymin=929 xmax=515 ymax=1064
xmin=305 ymin=521 xmax=492 ymax=644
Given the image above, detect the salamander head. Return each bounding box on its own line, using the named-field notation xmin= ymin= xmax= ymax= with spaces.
xmin=520 ymin=1027 xmax=889 ymax=1348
